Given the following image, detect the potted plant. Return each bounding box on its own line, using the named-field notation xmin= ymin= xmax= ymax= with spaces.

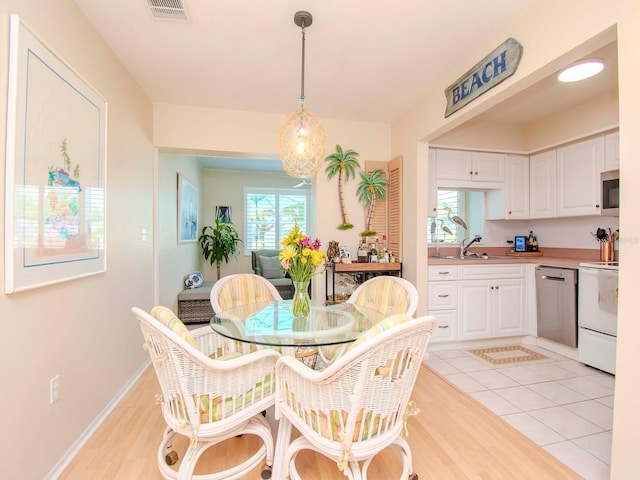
xmin=356 ymin=168 xmax=389 ymax=237
xmin=324 ymin=144 xmax=360 ymax=230
xmin=198 ymin=219 xmax=243 ymax=280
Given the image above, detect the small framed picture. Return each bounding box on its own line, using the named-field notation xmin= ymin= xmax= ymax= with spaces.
xmin=216 ymin=206 xmax=231 ymax=223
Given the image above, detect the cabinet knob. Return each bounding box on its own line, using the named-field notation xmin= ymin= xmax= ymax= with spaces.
xmin=595 ymin=204 xmax=600 ymax=208
xmin=508 ymin=211 xmax=512 ymax=214
xmin=495 ymin=285 xmax=500 ymax=290
xmin=474 ymin=171 xmax=478 ymax=175
xmin=469 ymin=171 xmax=473 ymax=175
xmin=490 ymin=286 xmax=494 ymax=290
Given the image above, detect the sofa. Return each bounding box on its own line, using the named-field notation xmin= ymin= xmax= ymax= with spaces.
xmin=251 ymin=249 xmax=294 ymax=299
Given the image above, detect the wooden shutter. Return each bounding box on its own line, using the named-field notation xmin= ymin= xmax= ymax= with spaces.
xmin=387 ymin=156 xmax=402 ymax=261
xmin=364 ymin=157 xmax=402 ymax=261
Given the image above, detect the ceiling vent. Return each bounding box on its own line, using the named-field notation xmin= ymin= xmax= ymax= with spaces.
xmin=146 ymin=0 xmax=191 ymax=22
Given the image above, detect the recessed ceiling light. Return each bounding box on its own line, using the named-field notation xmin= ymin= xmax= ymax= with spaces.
xmin=557 ymin=59 xmax=605 ymax=83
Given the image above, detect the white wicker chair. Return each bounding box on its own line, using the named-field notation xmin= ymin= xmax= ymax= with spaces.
xmin=318 ymin=276 xmax=419 ymax=367
xmin=210 ymin=273 xmax=282 ymax=313
xmin=132 ymin=306 xmax=280 ymax=480
xmin=274 ymin=315 xmax=437 ymax=480
xmin=346 ymin=276 xmax=418 ymax=317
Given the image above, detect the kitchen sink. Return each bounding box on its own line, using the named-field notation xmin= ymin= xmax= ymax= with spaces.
xmin=443 ymin=254 xmax=512 ymax=260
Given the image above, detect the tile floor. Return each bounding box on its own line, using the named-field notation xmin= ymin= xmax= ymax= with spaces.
xmin=426 ymin=345 xmax=614 ymax=480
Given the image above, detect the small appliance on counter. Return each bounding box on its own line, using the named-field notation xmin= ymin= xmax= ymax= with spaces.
xmin=511 ymin=231 xmax=540 ymax=255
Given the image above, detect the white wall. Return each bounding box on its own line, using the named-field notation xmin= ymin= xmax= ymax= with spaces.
xmin=0 ymin=1 xmax=154 ymax=479
xmin=391 ymin=1 xmax=640 ymax=476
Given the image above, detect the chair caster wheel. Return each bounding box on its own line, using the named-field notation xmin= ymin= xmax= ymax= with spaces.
xmin=261 ymin=410 xmax=267 ymax=417
xmin=165 ymin=450 xmax=178 ymax=465
xmin=409 ymin=473 xmax=418 ymax=480
xmin=260 ymin=465 xmax=272 ymax=479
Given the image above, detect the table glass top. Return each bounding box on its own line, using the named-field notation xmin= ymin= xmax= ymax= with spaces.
xmin=210 ymin=300 xmax=386 ymax=348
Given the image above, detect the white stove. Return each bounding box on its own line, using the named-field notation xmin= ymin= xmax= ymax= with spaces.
xmin=579 ymin=261 xmax=619 ymax=271
xmin=578 ymin=261 xmax=619 ymax=374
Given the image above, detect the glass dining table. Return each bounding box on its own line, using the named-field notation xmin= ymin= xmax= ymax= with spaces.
xmin=210 ymin=299 xmax=387 ymax=361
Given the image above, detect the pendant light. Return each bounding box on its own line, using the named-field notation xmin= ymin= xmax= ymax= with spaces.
xmin=278 ymin=11 xmax=327 ymax=179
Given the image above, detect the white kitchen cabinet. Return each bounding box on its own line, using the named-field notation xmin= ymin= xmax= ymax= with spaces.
xmin=556 ymin=136 xmax=604 ymax=217
xmin=436 ymin=149 xmax=505 ymax=183
xmin=428 ymin=265 xmax=458 ymax=343
xmin=529 ymin=149 xmax=557 ymax=218
xmin=485 ymin=154 xmax=529 ymax=220
xmin=457 ymin=264 xmax=526 ymax=341
xmin=605 ymin=131 xmax=620 ymax=171
xmin=428 ymin=148 xmax=438 ymax=216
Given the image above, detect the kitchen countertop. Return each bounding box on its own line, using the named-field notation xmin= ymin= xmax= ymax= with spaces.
xmin=427 ymin=247 xmax=605 ymax=269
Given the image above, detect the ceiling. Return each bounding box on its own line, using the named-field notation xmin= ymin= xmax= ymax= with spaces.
xmin=73 ymin=0 xmax=618 ymax=169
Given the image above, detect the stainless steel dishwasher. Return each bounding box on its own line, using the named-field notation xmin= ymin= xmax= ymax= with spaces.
xmin=535 ymin=266 xmax=578 ymax=347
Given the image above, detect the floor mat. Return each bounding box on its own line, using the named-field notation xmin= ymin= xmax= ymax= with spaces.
xmin=467 ymin=345 xmax=549 ymax=366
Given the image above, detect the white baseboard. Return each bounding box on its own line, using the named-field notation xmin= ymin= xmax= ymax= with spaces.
xmin=44 ymin=359 xmax=151 ymax=480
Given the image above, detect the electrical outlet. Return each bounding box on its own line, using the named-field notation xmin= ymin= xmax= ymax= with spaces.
xmin=50 ymin=375 xmax=60 ymax=404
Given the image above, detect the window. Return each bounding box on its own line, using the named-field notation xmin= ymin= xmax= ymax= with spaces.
xmin=429 ymin=189 xmax=483 ymax=244
xmin=244 ymin=187 xmax=310 ymax=254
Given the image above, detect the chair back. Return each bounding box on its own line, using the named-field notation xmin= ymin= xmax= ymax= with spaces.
xmin=346 ymin=275 xmax=418 ymax=317
xmin=276 ymin=315 xmax=436 ymax=452
xmin=210 ymin=273 xmax=282 ymax=313
xmin=132 ymin=306 xmax=278 ymax=433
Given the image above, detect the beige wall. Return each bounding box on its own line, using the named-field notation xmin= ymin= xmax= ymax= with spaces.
xmin=392 ymin=0 xmax=639 ymax=476
xmin=157 ymin=155 xmax=202 ymax=310
xmin=0 ymin=1 xmax=154 ymax=479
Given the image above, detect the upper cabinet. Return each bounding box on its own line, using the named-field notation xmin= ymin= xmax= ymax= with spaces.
xmin=556 ymin=136 xmax=604 ymax=217
xmin=485 ymin=154 xmax=529 ymax=220
xmin=530 ymin=150 xmax=557 ymax=219
xmin=436 ymin=149 xmax=505 ymax=185
xmin=605 ymin=131 xmax=620 ymax=171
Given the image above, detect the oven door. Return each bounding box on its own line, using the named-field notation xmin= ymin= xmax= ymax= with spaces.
xmin=578 ymin=267 xmax=618 ymax=336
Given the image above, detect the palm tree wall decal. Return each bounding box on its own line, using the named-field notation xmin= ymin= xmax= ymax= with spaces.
xmin=325 ymin=145 xmax=361 ymax=230
xmin=356 ymin=168 xmax=389 ymax=237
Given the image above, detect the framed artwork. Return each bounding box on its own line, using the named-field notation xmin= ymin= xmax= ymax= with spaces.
xmin=4 ymin=15 xmax=107 ymax=293
xmin=216 ymin=206 xmax=231 ymax=223
xmin=178 ymin=174 xmax=198 ymax=243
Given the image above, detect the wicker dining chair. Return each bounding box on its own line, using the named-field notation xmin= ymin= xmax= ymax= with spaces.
xmin=274 ymin=314 xmax=437 ymax=480
xmin=318 ymin=276 xmax=419 ymax=367
xmin=210 ymin=273 xmax=282 ymax=313
xmin=132 ymin=306 xmax=280 ymax=479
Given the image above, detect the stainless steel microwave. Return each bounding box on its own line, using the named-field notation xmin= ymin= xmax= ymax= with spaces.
xmin=601 ymin=169 xmax=619 ymax=216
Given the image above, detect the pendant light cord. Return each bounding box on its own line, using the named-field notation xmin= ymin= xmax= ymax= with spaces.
xmin=300 ymin=23 xmax=306 ymax=106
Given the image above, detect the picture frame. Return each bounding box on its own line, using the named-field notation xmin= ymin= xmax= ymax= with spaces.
xmin=4 ymin=15 xmax=107 ymax=293
xmin=178 ymin=174 xmax=198 ymax=243
xmin=215 ymin=206 xmax=231 ymax=223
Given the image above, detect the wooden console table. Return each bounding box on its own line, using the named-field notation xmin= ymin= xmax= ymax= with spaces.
xmin=325 ymin=262 xmax=402 ymax=304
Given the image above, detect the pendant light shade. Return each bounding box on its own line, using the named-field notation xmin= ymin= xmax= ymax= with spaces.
xmin=278 ymin=11 xmax=327 ymax=179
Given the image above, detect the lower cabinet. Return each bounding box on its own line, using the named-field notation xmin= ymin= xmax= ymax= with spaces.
xmin=428 ymin=263 xmax=526 ymax=343
xmin=458 ymin=278 xmax=526 ymax=340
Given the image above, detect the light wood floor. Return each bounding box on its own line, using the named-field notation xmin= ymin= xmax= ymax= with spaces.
xmin=59 ymin=364 xmax=580 ymax=479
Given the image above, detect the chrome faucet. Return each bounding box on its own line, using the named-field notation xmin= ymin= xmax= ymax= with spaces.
xmin=460 ymin=235 xmax=482 ymax=257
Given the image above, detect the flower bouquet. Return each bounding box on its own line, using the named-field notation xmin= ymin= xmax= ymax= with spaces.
xmin=279 ymin=224 xmax=327 ymax=317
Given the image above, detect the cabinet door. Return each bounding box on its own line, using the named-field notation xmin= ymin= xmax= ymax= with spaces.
xmin=458 ymin=281 xmax=491 ymax=340
xmin=605 ymin=131 xmax=620 ymax=171
xmin=493 ymin=279 xmax=526 ymax=336
xmin=473 ymin=152 xmax=505 ymax=182
xmin=556 ymin=136 xmax=604 ymax=217
xmin=529 ymin=150 xmax=557 ymax=218
xmin=505 ymin=154 xmax=529 ymax=219
xmin=428 ymin=310 xmax=457 ymax=343
xmin=428 ymin=148 xmax=438 ymax=216
xmin=436 ymin=149 xmax=473 ymax=181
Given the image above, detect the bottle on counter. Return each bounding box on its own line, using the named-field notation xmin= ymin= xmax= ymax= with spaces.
xmin=532 ymin=236 xmax=539 ymax=252
xmin=369 ymin=243 xmax=378 ymax=263
xmin=357 ymin=240 xmax=368 ymax=263
xmin=528 ymin=230 xmax=535 ymax=252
